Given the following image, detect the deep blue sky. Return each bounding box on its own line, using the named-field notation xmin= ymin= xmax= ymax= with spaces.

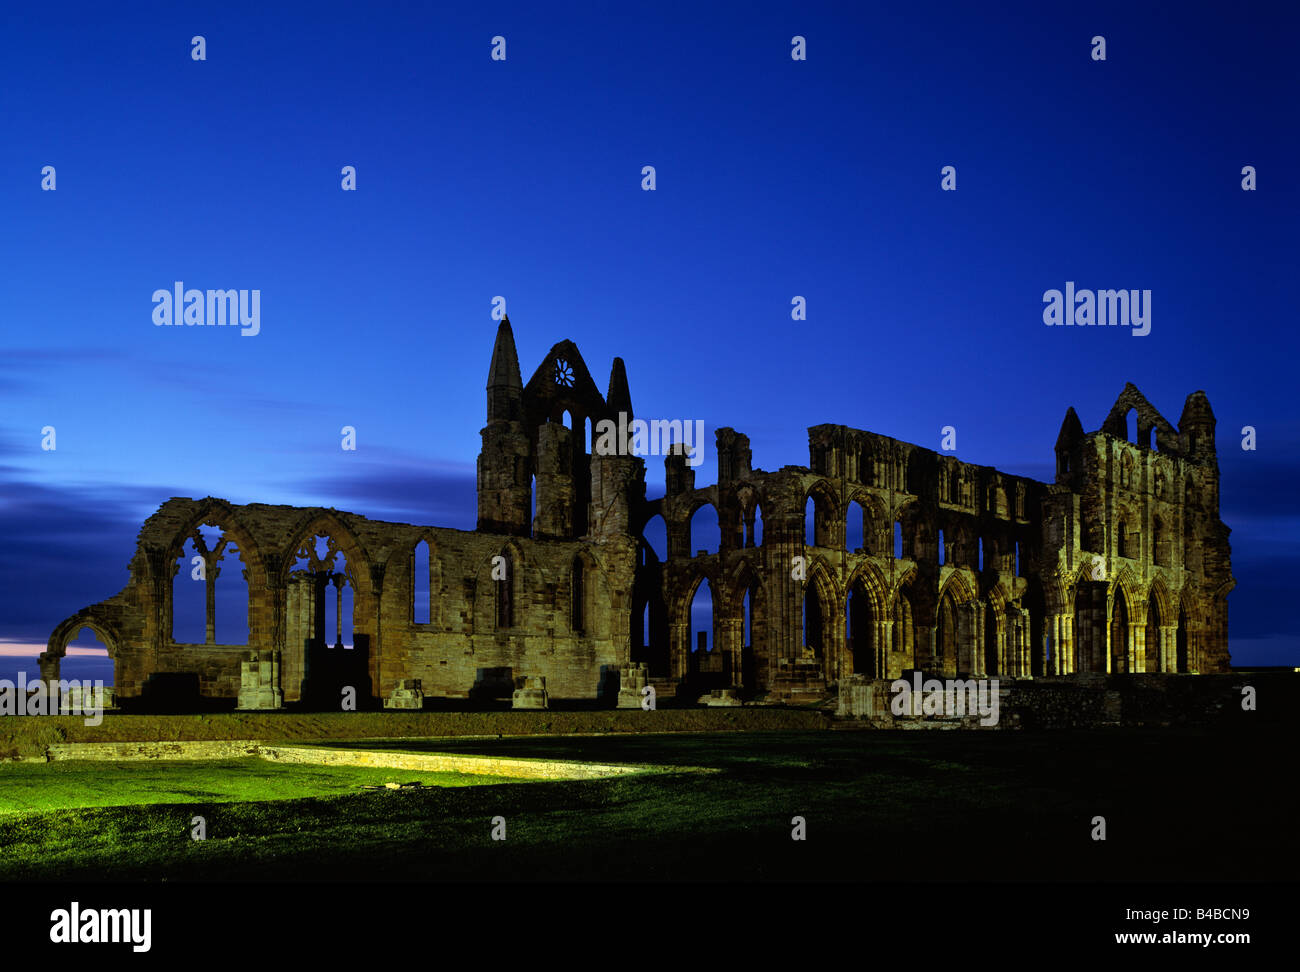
xmin=2 ymin=0 xmax=1297 ymax=679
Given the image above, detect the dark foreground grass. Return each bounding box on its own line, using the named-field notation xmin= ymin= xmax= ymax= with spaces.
xmin=0 ymin=728 xmax=1291 ymax=882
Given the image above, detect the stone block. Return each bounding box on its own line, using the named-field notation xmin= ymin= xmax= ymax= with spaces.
xmin=511 ymin=675 xmax=549 ymax=710
xmin=700 ymin=687 xmax=743 ymax=707
xmin=58 ymin=683 xmax=115 ymax=714
xmin=617 ymin=663 xmax=649 ymax=709
xmin=237 ymin=651 xmax=283 ymax=710
xmin=384 ymin=678 xmax=425 ymax=710
xmin=836 ymin=673 xmax=874 ymax=718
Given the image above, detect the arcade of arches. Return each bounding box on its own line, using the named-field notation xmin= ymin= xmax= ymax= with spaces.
xmin=46 ymin=326 xmax=1232 ymax=707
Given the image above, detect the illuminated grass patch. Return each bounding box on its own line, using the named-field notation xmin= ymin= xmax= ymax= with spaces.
xmin=0 ymin=758 xmax=517 ymax=815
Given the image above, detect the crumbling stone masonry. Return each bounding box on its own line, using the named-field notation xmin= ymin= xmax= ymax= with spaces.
xmin=45 ymin=319 xmax=1232 ymax=709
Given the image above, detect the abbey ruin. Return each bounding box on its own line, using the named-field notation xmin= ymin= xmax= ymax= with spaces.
xmin=44 ymin=318 xmax=1234 ymax=708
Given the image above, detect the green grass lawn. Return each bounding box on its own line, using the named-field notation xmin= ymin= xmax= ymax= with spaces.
xmin=0 ymin=729 xmax=1292 ymax=882
xmin=0 ymin=758 xmax=514 ymax=815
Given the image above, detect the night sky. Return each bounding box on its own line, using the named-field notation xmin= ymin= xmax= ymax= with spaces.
xmin=2 ymin=0 xmax=1297 ymax=682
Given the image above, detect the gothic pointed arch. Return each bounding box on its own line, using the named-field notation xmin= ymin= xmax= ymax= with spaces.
xmin=673 ymin=563 xmax=724 ymax=628
xmin=486 ymin=540 xmax=528 ymax=630
xmin=165 ymin=500 xmax=259 ymax=647
xmin=1109 ymin=566 xmax=1141 ymax=619
xmin=401 ymin=530 xmax=443 ymax=626
xmin=802 ymin=558 xmax=840 ymax=665
xmin=803 ymin=479 xmax=842 ymax=549
xmin=279 ymin=510 xmax=373 ymax=595
xmin=521 ymin=339 xmax=611 ymax=433
xmin=734 ymin=484 xmax=767 ymax=548
xmin=844 ymin=559 xmax=889 ymax=617
xmin=42 ymin=614 xmax=121 ymax=688
xmin=1099 ymin=382 xmax=1179 ymax=452
xmin=937 ymin=568 xmax=978 ymax=607
xmin=1108 ymin=572 xmax=1137 ymax=673
xmin=163 ymin=497 xmax=263 ymax=580
xmin=570 ymin=548 xmax=605 ymax=637
xmin=46 ymin=615 xmax=120 ymax=664
xmin=845 ymin=487 xmax=887 ymax=555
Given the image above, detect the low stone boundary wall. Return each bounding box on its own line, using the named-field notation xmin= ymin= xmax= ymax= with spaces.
xmin=43 ymin=739 xmax=677 ymax=780
xmin=258 ymin=745 xmax=658 ymax=780
xmin=3 ymin=708 xmax=830 ymax=759
xmin=836 ymin=676 xmax=1006 ymax=728
xmin=47 ymin=740 xmax=263 ymax=761
xmin=837 ymin=672 xmax=1300 ymax=729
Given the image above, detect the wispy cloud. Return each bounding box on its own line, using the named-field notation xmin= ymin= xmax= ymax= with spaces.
xmin=277 ymin=449 xmax=477 ymax=527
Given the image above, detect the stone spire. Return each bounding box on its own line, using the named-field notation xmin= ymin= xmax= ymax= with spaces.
xmin=486 ymin=316 xmax=522 ymax=423
xmin=1179 ymin=390 xmax=1217 ymax=460
xmin=1055 ymin=406 xmax=1083 ymax=450
xmin=1055 ymin=406 xmax=1084 ymax=485
xmin=606 ymin=356 xmax=633 ymax=422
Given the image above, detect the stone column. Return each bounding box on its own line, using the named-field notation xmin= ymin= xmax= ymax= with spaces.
xmin=333 ymin=573 xmax=345 ymax=649
xmin=313 ymin=571 xmax=328 ymax=648
xmin=772 ymin=531 xmax=802 ymax=666
xmin=671 ymin=619 xmax=690 ymax=680
xmin=1006 ymin=610 xmax=1020 ymax=676
xmin=205 ymin=553 xmax=220 ymax=645
xmin=165 ymin=558 xmax=181 ymax=646
xmin=721 ymin=616 xmax=744 ymax=687
xmin=879 ymin=617 xmax=893 ymax=679
xmin=828 ymin=600 xmax=845 ymax=682
xmin=1014 ymin=610 xmax=1027 ymax=676
xmin=367 ymin=561 xmax=385 ymax=699
xmin=39 ymin=651 xmax=60 ymax=683
xmin=918 ymin=624 xmax=935 ymax=673
xmin=1003 ymin=611 xmax=1013 ymax=676
xmin=263 ymin=568 xmax=284 ymax=654
xmin=997 ymin=611 xmax=1008 ymax=677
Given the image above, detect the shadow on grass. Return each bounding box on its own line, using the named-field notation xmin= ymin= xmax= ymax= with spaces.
xmin=0 ymin=729 xmax=1291 ymax=882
